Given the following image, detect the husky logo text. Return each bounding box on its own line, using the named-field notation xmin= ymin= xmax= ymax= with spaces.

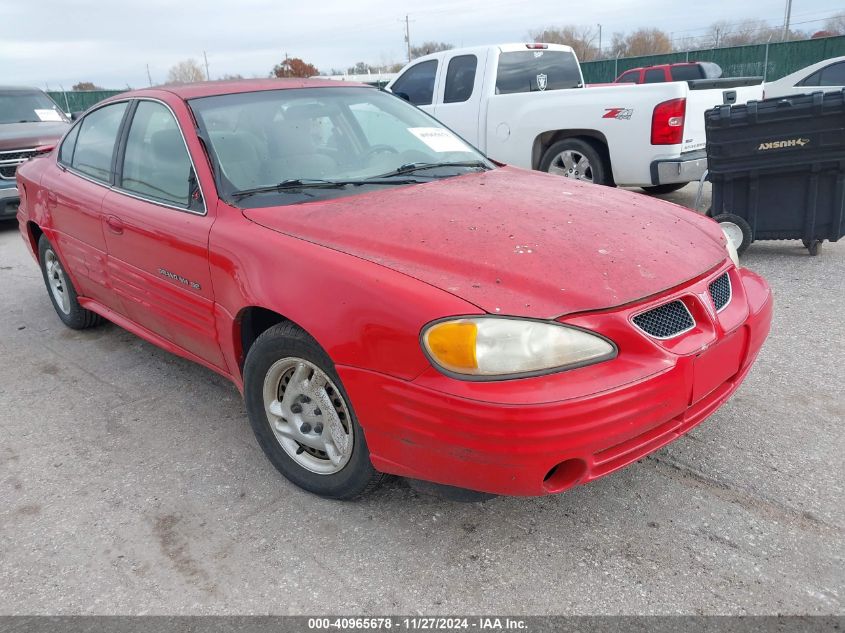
xmin=757 ymin=138 xmax=810 ymax=151
xmin=536 ymin=73 xmax=548 ymax=91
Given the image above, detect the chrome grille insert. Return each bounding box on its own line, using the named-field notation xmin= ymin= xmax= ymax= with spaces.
xmin=632 ymin=300 xmax=695 ymax=339
xmin=0 ymin=148 xmax=37 ymax=180
xmin=708 ymin=273 xmax=732 ymax=313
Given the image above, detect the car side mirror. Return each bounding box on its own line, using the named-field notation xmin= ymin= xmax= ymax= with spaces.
xmin=394 ymin=91 xmax=411 ymax=102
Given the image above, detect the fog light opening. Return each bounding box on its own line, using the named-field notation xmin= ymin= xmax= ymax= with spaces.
xmin=542 ymin=458 xmax=588 ymax=494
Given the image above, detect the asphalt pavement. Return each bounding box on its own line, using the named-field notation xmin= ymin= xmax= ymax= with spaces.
xmin=0 ymin=183 xmax=842 ymax=615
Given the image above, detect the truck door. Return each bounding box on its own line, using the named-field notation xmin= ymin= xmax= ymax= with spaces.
xmin=432 ymin=51 xmax=488 ymax=148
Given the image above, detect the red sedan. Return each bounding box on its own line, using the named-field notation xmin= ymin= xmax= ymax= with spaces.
xmin=15 ymin=79 xmax=772 ymax=499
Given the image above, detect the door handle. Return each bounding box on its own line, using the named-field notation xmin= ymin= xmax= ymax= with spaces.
xmin=46 ymin=192 xmax=57 ymax=205
xmin=106 ymin=215 xmax=124 ymax=235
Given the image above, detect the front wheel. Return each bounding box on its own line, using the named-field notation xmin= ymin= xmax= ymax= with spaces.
xmin=243 ymin=322 xmax=384 ymax=499
xmin=540 ymin=139 xmax=612 ymax=186
xmin=641 ymin=183 xmax=687 ymax=195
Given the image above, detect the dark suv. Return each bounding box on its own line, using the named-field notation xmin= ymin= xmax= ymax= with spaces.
xmin=0 ymin=87 xmax=70 ymax=219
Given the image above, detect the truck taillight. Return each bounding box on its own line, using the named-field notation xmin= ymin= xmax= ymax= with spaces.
xmin=525 ymin=43 xmax=548 ymax=49
xmin=651 ymin=98 xmax=686 ymax=145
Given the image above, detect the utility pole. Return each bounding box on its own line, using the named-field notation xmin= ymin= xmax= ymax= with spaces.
xmin=146 ymin=64 xmax=153 ymax=87
xmin=597 ymin=24 xmax=602 ymax=60
xmin=781 ymin=0 xmax=793 ymax=41
xmin=404 ymin=14 xmax=412 ymax=63
xmin=203 ymin=51 xmax=210 ymax=80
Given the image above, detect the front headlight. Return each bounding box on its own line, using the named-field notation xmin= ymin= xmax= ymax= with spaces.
xmin=721 ymin=226 xmax=741 ymax=269
xmin=421 ymin=317 xmax=616 ymax=379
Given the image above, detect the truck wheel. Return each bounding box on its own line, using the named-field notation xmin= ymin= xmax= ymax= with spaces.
xmin=38 ymin=235 xmax=103 ymax=329
xmin=540 ymin=139 xmax=611 ymax=186
xmin=712 ymin=213 xmax=752 ymax=256
xmin=243 ymin=321 xmax=385 ymax=499
xmin=641 ymin=183 xmax=687 ymax=195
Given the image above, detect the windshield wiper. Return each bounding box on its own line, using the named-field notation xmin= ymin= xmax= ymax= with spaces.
xmin=370 ymin=161 xmax=490 ymax=179
xmin=232 ymin=177 xmax=422 ymax=199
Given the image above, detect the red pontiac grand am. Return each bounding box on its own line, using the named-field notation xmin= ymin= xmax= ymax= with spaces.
xmin=15 ymin=79 xmax=772 ymax=499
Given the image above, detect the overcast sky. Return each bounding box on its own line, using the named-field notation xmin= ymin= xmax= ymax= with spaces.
xmin=0 ymin=0 xmax=840 ymax=89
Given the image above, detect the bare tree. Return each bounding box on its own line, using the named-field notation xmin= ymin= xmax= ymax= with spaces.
xmin=166 ymin=59 xmax=206 ymax=84
xmin=529 ymin=25 xmax=599 ymax=61
xmin=824 ymin=11 xmax=845 ymax=35
xmin=410 ymin=41 xmax=453 ymax=59
xmin=219 ymin=73 xmax=244 ymax=81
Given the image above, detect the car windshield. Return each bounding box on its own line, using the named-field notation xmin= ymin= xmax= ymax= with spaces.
xmin=189 ymin=87 xmax=492 ymax=205
xmin=0 ymin=89 xmax=68 ymax=124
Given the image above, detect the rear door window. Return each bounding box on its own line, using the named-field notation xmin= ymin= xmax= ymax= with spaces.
xmin=58 ymin=124 xmax=80 ymax=166
xmin=391 ymin=60 xmax=438 ymax=106
xmin=644 ymin=69 xmax=665 ymax=83
xmin=617 ymin=70 xmax=640 ymax=83
xmin=818 ymin=61 xmax=845 ymax=86
xmin=670 ymin=65 xmax=704 ymax=81
xmin=443 ymin=55 xmax=478 ymax=103
xmin=71 ymin=102 xmax=128 ymax=182
xmin=496 ymin=50 xmax=581 ymax=94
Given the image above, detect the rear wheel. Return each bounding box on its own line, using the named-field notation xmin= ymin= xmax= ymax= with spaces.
xmin=38 ymin=235 xmax=103 ymax=329
xmin=540 ymin=138 xmax=611 ymax=186
xmin=243 ymin=322 xmax=384 ymax=499
xmin=712 ymin=213 xmax=752 ymax=256
xmin=641 ymin=183 xmax=687 ymax=195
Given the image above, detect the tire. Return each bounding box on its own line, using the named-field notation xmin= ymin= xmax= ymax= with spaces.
xmin=540 ymin=138 xmax=612 ymax=186
xmin=243 ymin=321 xmax=384 ymax=499
xmin=712 ymin=213 xmax=753 ymax=256
xmin=641 ymin=183 xmax=687 ymax=195
xmin=38 ymin=235 xmax=103 ymax=330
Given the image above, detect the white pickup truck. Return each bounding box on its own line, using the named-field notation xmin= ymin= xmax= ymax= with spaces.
xmin=387 ymin=43 xmax=763 ymax=192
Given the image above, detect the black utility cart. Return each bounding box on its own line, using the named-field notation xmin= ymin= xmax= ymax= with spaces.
xmin=705 ymin=89 xmax=845 ymax=256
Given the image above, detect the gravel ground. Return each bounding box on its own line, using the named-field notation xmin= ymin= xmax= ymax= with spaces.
xmin=0 ymin=183 xmax=842 ymax=615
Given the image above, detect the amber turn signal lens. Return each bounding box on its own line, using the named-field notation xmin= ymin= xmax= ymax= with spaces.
xmin=423 ymin=320 xmax=478 ymax=371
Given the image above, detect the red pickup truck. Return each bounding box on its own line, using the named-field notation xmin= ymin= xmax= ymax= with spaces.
xmin=15 ymin=79 xmax=771 ymax=500
xmin=614 ymin=62 xmax=723 ymax=84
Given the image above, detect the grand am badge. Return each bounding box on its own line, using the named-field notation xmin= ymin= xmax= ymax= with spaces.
xmin=158 ymin=268 xmax=201 ymax=290
xmin=536 ymin=73 xmax=548 ymax=91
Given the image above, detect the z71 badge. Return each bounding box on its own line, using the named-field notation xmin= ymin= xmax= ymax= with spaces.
xmin=603 ymin=108 xmax=633 ymax=120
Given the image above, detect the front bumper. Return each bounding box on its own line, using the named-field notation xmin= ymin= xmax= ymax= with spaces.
xmin=650 ymin=150 xmax=707 ymax=185
xmin=0 ymin=183 xmax=19 ymax=219
xmin=341 ymin=265 xmax=772 ymax=496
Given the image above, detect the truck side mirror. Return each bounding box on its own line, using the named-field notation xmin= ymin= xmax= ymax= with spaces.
xmin=394 ymin=92 xmax=411 ymax=102
xmin=71 ymin=111 xmax=83 ymax=121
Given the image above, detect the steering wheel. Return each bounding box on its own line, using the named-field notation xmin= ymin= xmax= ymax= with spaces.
xmin=365 ymin=144 xmax=399 ymax=158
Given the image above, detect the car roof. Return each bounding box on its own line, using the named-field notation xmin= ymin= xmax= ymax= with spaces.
xmin=0 ymin=85 xmax=47 ymax=92
xmin=128 ymin=78 xmax=369 ymax=101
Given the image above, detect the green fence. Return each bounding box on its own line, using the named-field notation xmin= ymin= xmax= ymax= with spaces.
xmin=47 ymin=90 xmax=125 ymax=114
xmin=581 ymin=35 xmax=845 ymax=83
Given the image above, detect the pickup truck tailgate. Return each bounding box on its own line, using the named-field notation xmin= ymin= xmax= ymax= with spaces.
xmin=683 ymin=79 xmax=764 ymax=153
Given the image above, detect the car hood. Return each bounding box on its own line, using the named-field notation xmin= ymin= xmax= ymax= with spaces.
xmin=243 ymin=167 xmax=726 ymax=319
xmin=0 ymin=122 xmax=69 ymax=151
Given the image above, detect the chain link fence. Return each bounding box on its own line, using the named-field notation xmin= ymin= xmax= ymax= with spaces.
xmin=47 ymin=90 xmax=125 ymax=114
